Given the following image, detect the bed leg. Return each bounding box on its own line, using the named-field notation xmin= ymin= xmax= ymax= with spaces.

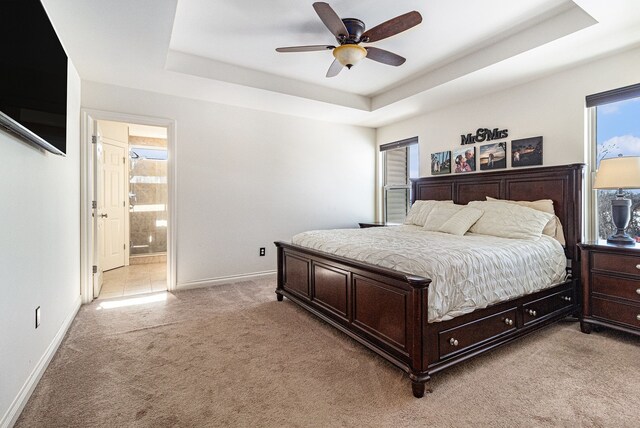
xmin=411 ymin=380 xmax=430 ymax=398
xmin=277 ymin=293 xmax=283 ymax=302
xmin=580 ymin=321 xmax=592 ymax=334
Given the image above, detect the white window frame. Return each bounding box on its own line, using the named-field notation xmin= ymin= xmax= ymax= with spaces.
xmin=586 ymin=106 xmax=597 ymax=241
xmin=585 ymin=82 xmax=640 ymax=241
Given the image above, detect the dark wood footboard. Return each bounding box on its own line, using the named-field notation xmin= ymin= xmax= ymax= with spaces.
xmin=276 ymin=241 xmax=577 ymax=397
xmin=276 ymin=242 xmax=431 ymax=385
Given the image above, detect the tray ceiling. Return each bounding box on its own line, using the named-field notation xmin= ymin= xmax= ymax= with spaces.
xmin=41 ymin=0 xmax=640 ymax=126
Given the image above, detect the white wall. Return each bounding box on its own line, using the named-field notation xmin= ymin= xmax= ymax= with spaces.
xmin=81 ymin=82 xmax=376 ymax=286
xmin=0 ymin=62 xmax=82 ymax=426
xmin=377 ymin=46 xmax=640 ymax=177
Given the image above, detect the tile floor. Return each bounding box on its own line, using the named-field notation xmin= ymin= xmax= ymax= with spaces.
xmin=98 ymin=262 xmax=167 ymax=299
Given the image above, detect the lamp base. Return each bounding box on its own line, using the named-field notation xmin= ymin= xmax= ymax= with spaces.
xmin=608 ymin=196 xmax=634 ymax=245
xmin=606 ymin=233 xmax=636 ymax=246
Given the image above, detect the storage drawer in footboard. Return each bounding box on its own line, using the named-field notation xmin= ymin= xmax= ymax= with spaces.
xmin=523 ymin=289 xmax=574 ymax=325
xmin=438 ymin=308 xmax=517 ymax=359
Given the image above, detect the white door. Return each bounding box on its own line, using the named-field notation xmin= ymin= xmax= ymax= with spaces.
xmin=100 ymin=140 xmax=127 ymax=272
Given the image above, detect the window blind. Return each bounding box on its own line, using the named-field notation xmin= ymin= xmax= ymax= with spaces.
xmin=385 ymin=147 xmax=408 ymax=186
xmin=382 ymin=137 xmax=418 ymax=223
xmin=384 ymin=147 xmax=409 ymax=223
xmin=385 ymin=188 xmax=409 ymax=223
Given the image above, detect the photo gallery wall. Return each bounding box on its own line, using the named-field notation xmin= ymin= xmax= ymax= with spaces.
xmin=431 ymin=136 xmax=543 ymax=175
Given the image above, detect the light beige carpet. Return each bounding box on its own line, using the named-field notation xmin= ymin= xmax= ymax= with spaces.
xmin=16 ymin=277 xmax=640 ymax=427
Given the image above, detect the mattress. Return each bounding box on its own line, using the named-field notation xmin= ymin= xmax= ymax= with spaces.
xmin=291 ymin=225 xmax=567 ymax=322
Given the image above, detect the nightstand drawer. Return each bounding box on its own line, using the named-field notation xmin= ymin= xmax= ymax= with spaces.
xmin=592 ymin=252 xmax=640 ymax=277
xmin=592 ymin=273 xmax=640 ymax=303
xmin=592 ymin=297 xmax=640 ymax=329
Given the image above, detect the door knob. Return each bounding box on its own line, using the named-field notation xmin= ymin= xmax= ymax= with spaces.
xmin=100 ymin=213 xmax=108 ymax=218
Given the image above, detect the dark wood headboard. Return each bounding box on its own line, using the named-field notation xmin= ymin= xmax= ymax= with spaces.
xmin=411 ymin=164 xmax=585 ymax=269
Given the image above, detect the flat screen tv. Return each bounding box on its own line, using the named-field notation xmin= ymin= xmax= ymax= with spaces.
xmin=0 ymin=0 xmax=68 ymax=156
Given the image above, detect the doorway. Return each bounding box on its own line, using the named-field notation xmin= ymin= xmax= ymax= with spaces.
xmin=80 ymin=110 xmax=177 ymax=303
xmin=93 ymin=120 xmax=169 ymax=299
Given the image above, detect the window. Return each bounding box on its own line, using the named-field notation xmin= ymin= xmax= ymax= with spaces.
xmin=381 ymin=137 xmax=419 ymax=223
xmin=587 ymin=84 xmax=640 ymax=240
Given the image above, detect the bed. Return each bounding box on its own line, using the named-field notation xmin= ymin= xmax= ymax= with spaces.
xmin=274 ymin=164 xmax=584 ymax=397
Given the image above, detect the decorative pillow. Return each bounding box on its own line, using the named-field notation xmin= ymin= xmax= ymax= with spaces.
xmin=404 ymin=201 xmax=428 ymax=225
xmin=404 ymin=200 xmax=453 ymax=227
xmin=486 ymin=197 xmax=565 ymax=245
xmin=438 ymin=207 xmax=484 ymax=236
xmin=468 ymin=200 xmax=553 ymax=239
xmin=552 ymin=219 xmax=566 ymax=246
xmin=423 ymin=204 xmax=464 ymax=231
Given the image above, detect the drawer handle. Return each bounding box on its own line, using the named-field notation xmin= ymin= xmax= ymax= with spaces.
xmin=527 ymin=309 xmax=537 ymax=317
xmin=636 ymin=264 xmax=640 ymax=270
xmin=637 ymin=314 xmax=640 ymax=322
xmin=449 ymin=338 xmax=459 ymax=347
xmin=636 ymin=288 xmax=640 ymax=295
xmin=504 ymin=318 xmax=514 ymax=326
xmin=560 ymin=296 xmax=572 ymax=302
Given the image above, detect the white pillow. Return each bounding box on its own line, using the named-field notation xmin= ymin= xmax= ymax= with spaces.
xmin=404 ymin=201 xmax=428 ymax=225
xmin=404 ymin=200 xmax=453 ymax=227
xmin=438 ymin=207 xmax=484 ymax=236
xmin=486 ymin=197 xmax=565 ymax=245
xmin=468 ymin=200 xmax=553 ymax=239
xmin=423 ymin=204 xmax=464 ymax=231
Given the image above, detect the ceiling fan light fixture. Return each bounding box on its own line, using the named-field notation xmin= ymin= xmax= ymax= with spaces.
xmin=332 ymin=44 xmax=367 ymax=69
xmin=276 ymin=3 xmax=422 ymax=77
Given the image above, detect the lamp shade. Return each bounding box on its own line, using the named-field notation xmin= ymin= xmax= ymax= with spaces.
xmin=593 ymin=156 xmax=640 ymax=189
xmin=333 ymin=44 xmax=367 ymax=68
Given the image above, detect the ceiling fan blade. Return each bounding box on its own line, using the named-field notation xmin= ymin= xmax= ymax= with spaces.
xmin=365 ymin=47 xmax=406 ymax=66
xmin=313 ymin=2 xmax=349 ymax=39
xmin=276 ymin=45 xmax=335 ymax=53
xmin=361 ymin=11 xmax=422 ymax=43
xmin=326 ymin=58 xmax=343 ymax=77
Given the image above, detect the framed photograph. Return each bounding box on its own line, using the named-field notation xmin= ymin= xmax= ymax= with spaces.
xmin=452 ymin=146 xmax=475 ymax=173
xmin=511 ymin=136 xmax=543 ymax=167
xmin=479 ymin=142 xmax=507 ymax=171
xmin=430 ymin=151 xmax=451 ymax=175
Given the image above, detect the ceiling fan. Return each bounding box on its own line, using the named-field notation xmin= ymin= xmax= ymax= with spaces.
xmin=276 ymin=2 xmax=422 ymax=77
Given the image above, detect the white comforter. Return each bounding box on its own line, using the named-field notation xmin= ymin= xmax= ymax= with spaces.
xmin=292 ymin=225 xmax=567 ymax=322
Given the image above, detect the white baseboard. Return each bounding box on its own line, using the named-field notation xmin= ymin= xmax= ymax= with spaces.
xmin=177 ymin=270 xmax=276 ymax=290
xmin=1 ymin=295 xmax=82 ymax=428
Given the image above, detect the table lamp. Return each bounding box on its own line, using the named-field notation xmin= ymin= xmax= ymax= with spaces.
xmin=593 ymin=156 xmax=640 ymax=245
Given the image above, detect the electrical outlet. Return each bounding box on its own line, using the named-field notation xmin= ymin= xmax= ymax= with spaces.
xmin=259 ymin=247 xmax=266 ymax=256
xmin=35 ymin=306 xmax=41 ymax=329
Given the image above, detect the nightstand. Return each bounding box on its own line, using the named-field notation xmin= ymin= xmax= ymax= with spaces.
xmin=358 ymin=222 xmax=398 ymax=228
xmin=579 ymin=241 xmax=640 ymax=336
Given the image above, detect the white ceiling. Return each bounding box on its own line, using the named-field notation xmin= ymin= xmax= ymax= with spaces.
xmin=42 ymin=0 xmax=640 ymax=127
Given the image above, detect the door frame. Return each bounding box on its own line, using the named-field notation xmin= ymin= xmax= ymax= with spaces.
xmin=80 ymin=109 xmax=177 ymax=303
